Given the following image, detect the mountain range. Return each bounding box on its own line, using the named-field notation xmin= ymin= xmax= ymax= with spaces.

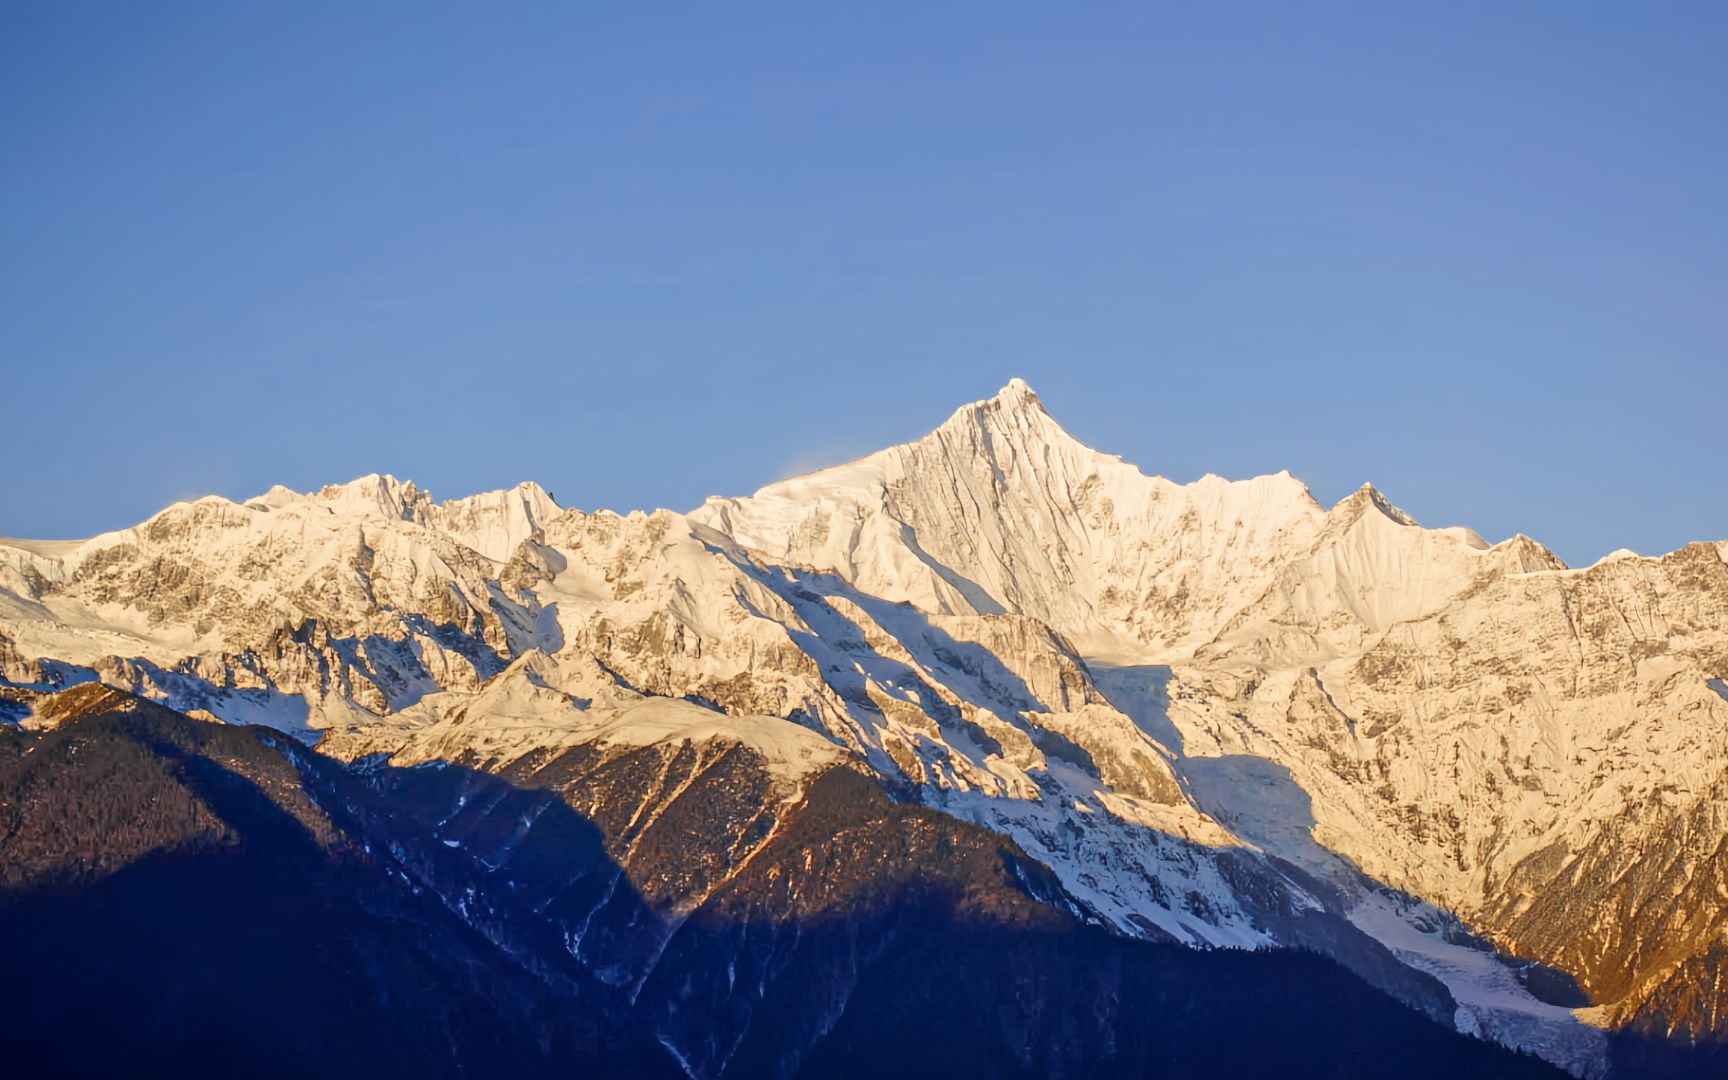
xmin=5 ymin=379 xmax=1725 ymax=1078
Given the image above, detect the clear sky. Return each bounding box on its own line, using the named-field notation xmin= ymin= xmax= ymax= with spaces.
xmin=3 ymin=3 xmax=1723 ymax=565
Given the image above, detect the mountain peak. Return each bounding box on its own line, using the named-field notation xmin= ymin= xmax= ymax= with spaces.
xmin=1333 ymin=482 xmax=1418 ymax=527
xmin=306 ymin=473 xmax=427 ymax=521
xmin=989 ymin=376 xmax=1045 ymax=415
xmin=933 ymin=377 xmax=1064 ymax=445
xmin=938 ymin=378 xmax=1049 ymax=426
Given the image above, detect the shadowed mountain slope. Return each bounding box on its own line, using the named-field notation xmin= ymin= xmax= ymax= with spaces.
xmin=0 ymin=686 xmax=1566 ymax=1079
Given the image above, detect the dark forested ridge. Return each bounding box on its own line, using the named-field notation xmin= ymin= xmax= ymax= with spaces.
xmin=2 ymin=686 xmax=1567 ymax=1078
xmin=0 ymin=684 xmax=675 ymax=1079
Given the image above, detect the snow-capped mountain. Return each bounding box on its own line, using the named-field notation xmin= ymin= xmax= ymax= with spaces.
xmin=5 ymin=379 xmax=1725 ymax=1077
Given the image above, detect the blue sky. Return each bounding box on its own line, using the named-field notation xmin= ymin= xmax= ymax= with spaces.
xmin=3 ymin=3 xmax=1723 ymax=565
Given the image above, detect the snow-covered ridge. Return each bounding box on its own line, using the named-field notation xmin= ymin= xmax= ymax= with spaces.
xmin=247 ymin=473 xmax=565 ymax=562
xmin=4 ymin=473 xmax=563 ymax=582
xmin=691 ymin=379 xmax=1561 ymax=664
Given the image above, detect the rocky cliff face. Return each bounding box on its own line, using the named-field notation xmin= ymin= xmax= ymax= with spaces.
xmin=4 ymin=379 xmax=1725 ymax=1076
